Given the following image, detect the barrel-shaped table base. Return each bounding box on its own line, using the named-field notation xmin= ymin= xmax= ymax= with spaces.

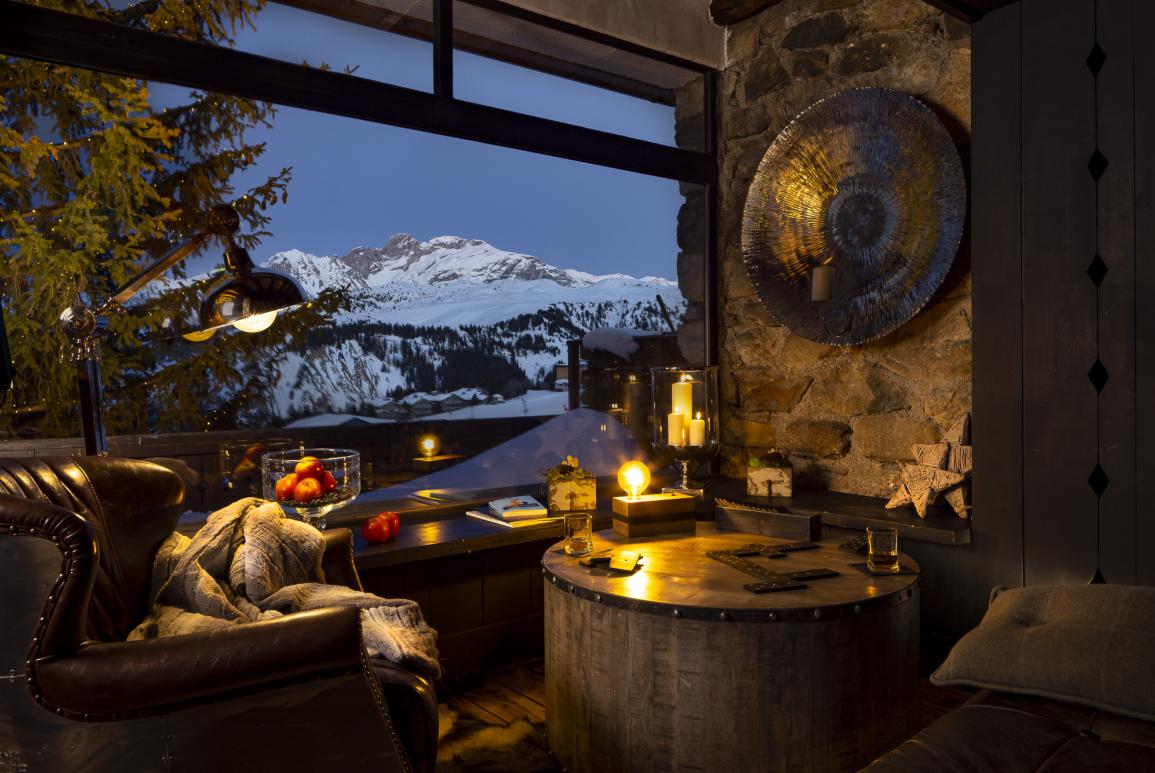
xmin=544 ymin=544 xmax=920 ymax=772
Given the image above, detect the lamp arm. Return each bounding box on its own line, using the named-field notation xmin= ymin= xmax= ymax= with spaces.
xmin=98 ymin=204 xmax=242 ymax=311
xmin=99 ymin=231 xmax=211 ymax=312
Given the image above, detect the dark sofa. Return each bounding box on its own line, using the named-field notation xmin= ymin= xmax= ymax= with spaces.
xmin=867 ymin=584 xmax=1155 ymax=772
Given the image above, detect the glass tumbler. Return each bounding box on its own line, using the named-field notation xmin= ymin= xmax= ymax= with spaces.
xmin=564 ymin=513 xmax=593 ymax=557
xmin=866 ymin=526 xmax=900 ymax=573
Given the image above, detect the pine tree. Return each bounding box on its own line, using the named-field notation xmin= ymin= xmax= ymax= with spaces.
xmin=0 ymin=0 xmax=347 ymax=439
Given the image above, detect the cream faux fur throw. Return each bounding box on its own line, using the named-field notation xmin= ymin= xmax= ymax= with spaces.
xmin=128 ymin=498 xmax=440 ymax=678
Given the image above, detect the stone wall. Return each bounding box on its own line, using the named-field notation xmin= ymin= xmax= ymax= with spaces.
xmin=714 ymin=0 xmax=971 ymax=497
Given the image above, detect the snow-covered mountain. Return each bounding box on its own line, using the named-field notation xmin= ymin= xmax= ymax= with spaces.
xmin=250 ymin=235 xmax=684 ymax=420
xmin=262 ymin=234 xmax=679 ymax=328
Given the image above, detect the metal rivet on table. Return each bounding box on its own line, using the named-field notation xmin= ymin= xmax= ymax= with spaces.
xmin=854 ymin=604 xmax=863 ymax=614
xmin=812 ymin=609 xmax=822 ymax=620
xmin=672 ymin=609 xmax=682 ymax=618
xmin=567 ymin=584 xmax=575 ymax=593
xmin=594 ymin=593 xmax=602 ymax=603
xmin=719 ymin=611 xmax=730 ymax=622
xmin=768 ymin=612 xmax=777 ymax=621
xmin=551 ymin=575 xmax=558 ymax=584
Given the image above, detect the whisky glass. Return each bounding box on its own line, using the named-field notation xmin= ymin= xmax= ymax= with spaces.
xmin=866 ymin=526 xmax=900 ymax=573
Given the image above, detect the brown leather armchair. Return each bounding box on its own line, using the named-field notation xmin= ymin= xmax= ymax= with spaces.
xmin=0 ymin=456 xmax=438 ymax=772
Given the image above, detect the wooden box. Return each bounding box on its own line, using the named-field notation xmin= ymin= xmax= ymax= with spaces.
xmin=612 ymin=493 xmax=696 ymax=538
xmin=548 ymin=479 xmax=596 ymax=513
xmin=714 ymin=498 xmax=820 ymax=542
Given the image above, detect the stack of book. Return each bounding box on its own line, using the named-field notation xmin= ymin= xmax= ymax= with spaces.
xmin=466 ymin=495 xmax=560 ymax=528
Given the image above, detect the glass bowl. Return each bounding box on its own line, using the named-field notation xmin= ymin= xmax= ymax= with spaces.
xmin=262 ymin=448 xmax=361 ymax=530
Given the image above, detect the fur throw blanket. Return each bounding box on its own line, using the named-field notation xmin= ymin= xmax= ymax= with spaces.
xmin=128 ymin=498 xmax=440 ymax=678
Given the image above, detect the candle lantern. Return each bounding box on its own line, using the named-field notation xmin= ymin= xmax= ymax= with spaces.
xmin=651 ymin=366 xmax=720 ymax=495
xmin=417 ymin=434 xmax=440 ymax=459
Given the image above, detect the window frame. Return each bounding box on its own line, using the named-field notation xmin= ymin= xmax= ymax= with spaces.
xmin=0 ymin=0 xmax=719 ymax=365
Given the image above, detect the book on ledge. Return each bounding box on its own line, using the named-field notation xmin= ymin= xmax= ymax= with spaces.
xmin=488 ymin=495 xmax=548 ymax=520
xmin=466 ymin=509 xmax=561 ymax=529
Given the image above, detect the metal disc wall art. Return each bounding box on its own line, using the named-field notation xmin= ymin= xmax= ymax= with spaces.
xmin=741 ymin=87 xmax=966 ymax=345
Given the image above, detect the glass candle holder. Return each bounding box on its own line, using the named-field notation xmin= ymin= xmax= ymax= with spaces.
xmin=651 ymin=366 xmax=720 ymax=492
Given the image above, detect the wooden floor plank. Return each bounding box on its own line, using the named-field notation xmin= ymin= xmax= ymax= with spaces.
xmin=447 ymin=694 xmax=507 ymax=726
xmin=467 ymin=680 xmax=547 ymax=725
xmin=489 ymin=662 xmax=547 ymax=707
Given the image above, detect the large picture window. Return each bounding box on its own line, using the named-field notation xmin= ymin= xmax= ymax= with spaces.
xmin=0 ymin=0 xmax=715 ymax=502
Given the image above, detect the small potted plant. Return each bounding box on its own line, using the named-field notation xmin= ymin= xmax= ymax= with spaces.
xmin=747 ymin=449 xmax=793 ymax=497
xmin=545 ymin=455 xmax=596 ymax=513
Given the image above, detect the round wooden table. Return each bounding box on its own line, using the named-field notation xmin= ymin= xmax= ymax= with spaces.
xmin=542 ymin=526 xmax=920 ymax=773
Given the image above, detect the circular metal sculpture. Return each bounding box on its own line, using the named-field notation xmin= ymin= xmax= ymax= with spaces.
xmin=741 ymin=88 xmax=966 ymax=345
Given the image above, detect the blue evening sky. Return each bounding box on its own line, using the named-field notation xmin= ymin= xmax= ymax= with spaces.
xmin=175 ymin=3 xmax=683 ymax=279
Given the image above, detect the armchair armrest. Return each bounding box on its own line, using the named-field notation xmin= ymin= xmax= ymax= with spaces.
xmin=34 ymin=605 xmax=366 ymax=719
xmin=321 ymin=527 xmax=363 ymax=591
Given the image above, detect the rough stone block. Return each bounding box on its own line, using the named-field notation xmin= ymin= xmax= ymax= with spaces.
xmin=791 ymin=50 xmax=830 ymax=78
xmin=744 ymin=48 xmax=790 ymax=101
xmin=783 ymin=419 xmax=851 ymax=458
xmin=782 ymin=13 xmax=850 ymax=50
xmin=741 ymin=375 xmax=812 ymax=412
xmin=838 ymin=36 xmax=901 ymax=75
xmin=943 ymin=14 xmax=970 ymax=41
xmin=854 ymin=415 xmax=940 ymax=461
xmin=780 ymin=333 xmax=834 ymax=367
xmin=859 ymin=0 xmax=938 ymax=32
xmin=735 ymin=418 xmax=776 ymax=448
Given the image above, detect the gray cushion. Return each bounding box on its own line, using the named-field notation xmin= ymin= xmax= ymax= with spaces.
xmin=932 ymin=585 xmax=1155 ymax=722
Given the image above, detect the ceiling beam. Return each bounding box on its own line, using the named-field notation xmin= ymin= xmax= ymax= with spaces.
xmin=708 ymin=0 xmax=990 ymax=26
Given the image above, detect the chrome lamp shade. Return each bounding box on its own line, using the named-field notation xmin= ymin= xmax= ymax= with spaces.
xmin=198 ymin=269 xmax=306 ymax=333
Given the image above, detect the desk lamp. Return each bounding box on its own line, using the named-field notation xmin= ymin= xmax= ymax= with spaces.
xmin=58 ymin=205 xmax=306 ymax=455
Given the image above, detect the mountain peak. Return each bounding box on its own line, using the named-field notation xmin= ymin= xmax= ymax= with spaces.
xmin=262 ymin=233 xmax=680 ymax=298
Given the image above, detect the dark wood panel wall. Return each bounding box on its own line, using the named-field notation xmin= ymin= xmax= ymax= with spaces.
xmin=972 ymin=0 xmax=1152 ymax=613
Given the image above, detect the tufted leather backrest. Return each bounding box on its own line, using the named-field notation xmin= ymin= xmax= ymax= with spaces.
xmin=0 ymin=457 xmax=184 ymax=643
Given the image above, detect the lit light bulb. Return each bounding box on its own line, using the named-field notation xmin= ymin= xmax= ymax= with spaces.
xmin=418 ymin=434 xmax=440 ymax=459
xmin=617 ymin=461 xmax=651 ymax=500
xmin=232 ymin=311 xmax=278 ymax=333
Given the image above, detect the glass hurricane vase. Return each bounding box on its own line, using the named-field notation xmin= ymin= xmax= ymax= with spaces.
xmin=262 ymin=448 xmax=361 ymax=531
xmin=651 ymin=366 xmax=720 ymax=493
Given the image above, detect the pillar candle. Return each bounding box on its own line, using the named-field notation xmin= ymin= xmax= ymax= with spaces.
xmin=688 ymin=413 xmax=706 ymax=446
xmin=671 ymin=379 xmax=693 ymax=419
xmin=667 ymin=412 xmax=685 ymax=446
